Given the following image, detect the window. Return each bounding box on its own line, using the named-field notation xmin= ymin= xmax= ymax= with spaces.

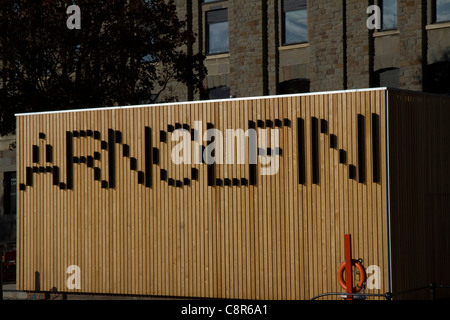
xmin=279 ymin=79 xmax=310 ymax=94
xmin=424 ymin=62 xmax=450 ymax=94
xmin=375 ymin=68 xmax=400 ymax=88
xmin=206 ymin=9 xmax=229 ymax=55
xmin=283 ymin=0 xmax=308 ymax=45
xmin=381 ymin=0 xmax=397 ymax=30
xmin=3 ymin=172 xmax=16 ymax=215
xmin=434 ymin=0 xmax=450 ymax=23
xmin=209 ymin=86 xmax=231 ymax=99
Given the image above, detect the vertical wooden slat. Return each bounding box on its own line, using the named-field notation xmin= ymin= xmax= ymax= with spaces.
xmin=291 ymin=96 xmax=299 ymax=299
xmin=251 ymin=99 xmax=258 ymax=299
xmin=161 ymin=104 xmax=168 ymax=296
xmin=27 ymin=114 xmax=32 ymax=290
xmin=276 ymin=98 xmax=284 ymax=299
xmin=16 ymin=115 xmax=22 ymax=289
xmin=238 ymin=99 xmax=244 ymax=300
xmin=288 ymin=96 xmax=295 ymax=299
xmin=312 ymin=94 xmax=319 ymax=297
xmin=378 ymin=90 xmax=387 ymax=298
xmin=366 ymin=92 xmax=374 ymax=287
xmin=329 ymin=93 xmax=337 ymax=294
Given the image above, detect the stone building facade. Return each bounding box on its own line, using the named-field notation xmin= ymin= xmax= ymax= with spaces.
xmin=167 ymin=0 xmax=450 ymax=100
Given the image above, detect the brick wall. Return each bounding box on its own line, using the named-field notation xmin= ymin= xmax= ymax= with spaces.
xmin=228 ymin=0 xmax=265 ymax=97
xmin=346 ymin=0 xmax=372 ymax=89
xmin=398 ymin=0 xmax=426 ymax=91
xmin=308 ymin=0 xmax=346 ymax=92
xmin=161 ymin=1 xmax=445 ymax=100
xmin=266 ymin=0 xmax=280 ymax=95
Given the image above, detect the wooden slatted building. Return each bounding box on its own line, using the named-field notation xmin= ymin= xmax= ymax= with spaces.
xmin=15 ymin=88 xmax=450 ymax=300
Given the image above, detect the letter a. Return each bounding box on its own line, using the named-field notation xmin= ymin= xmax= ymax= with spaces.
xmin=366 ymin=265 xmax=381 ymax=290
xmin=66 ymin=5 xmax=81 ymax=30
xmin=366 ymin=5 xmax=381 ymax=30
xmin=171 ymin=129 xmax=192 ymax=165
xmin=66 ymin=265 xmax=81 ymax=290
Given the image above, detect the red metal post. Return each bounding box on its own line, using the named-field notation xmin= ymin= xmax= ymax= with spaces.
xmin=344 ymin=234 xmax=354 ymax=300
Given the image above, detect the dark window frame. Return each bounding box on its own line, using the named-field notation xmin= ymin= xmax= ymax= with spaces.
xmin=206 ymin=8 xmax=229 ymax=55
xmin=202 ymin=0 xmax=225 ymax=4
xmin=432 ymin=0 xmax=450 ymax=23
xmin=278 ymin=78 xmax=310 ymax=94
xmin=208 ymin=86 xmax=231 ymax=100
xmin=424 ymin=61 xmax=450 ymax=94
xmin=379 ymin=0 xmax=398 ymax=31
xmin=3 ymin=171 xmax=16 ymax=215
xmin=375 ymin=67 xmax=400 ymax=88
xmin=282 ymin=0 xmax=308 ymax=46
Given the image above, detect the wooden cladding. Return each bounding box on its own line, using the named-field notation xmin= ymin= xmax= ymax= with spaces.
xmin=387 ymin=90 xmax=450 ymax=299
xmin=17 ymin=89 xmax=389 ymax=300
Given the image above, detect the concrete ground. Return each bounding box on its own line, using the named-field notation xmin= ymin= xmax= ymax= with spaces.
xmin=2 ymin=283 xmax=28 ymax=300
xmin=1 ymin=282 xmax=179 ymax=300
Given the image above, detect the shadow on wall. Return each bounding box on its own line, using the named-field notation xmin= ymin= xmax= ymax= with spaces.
xmin=278 ymin=78 xmax=310 ymax=94
xmin=208 ymin=86 xmax=231 ymax=100
xmin=0 ymin=215 xmax=16 ymax=243
xmin=424 ymin=50 xmax=450 ymax=95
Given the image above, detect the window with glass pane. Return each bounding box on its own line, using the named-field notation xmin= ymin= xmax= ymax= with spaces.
xmin=209 ymin=86 xmax=231 ymax=99
xmin=283 ymin=0 xmax=307 ymax=45
xmin=3 ymin=172 xmax=16 ymax=215
xmin=381 ymin=0 xmax=397 ymax=30
xmin=207 ymin=9 xmax=229 ymax=55
xmin=436 ymin=0 xmax=450 ymax=22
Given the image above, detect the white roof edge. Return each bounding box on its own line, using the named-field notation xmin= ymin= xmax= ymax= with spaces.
xmin=15 ymin=87 xmax=388 ymax=117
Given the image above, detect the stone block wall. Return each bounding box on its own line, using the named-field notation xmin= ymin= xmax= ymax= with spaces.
xmin=346 ymin=0 xmax=372 ymax=89
xmin=228 ymin=0 xmax=265 ymax=97
xmin=157 ymin=1 xmax=449 ymax=101
xmin=308 ymin=0 xmax=346 ymax=92
xmin=398 ymin=0 xmax=426 ymax=91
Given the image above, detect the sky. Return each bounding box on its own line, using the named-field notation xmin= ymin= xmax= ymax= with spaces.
xmin=437 ymin=0 xmax=450 ymax=22
xmin=383 ymin=0 xmax=397 ymax=29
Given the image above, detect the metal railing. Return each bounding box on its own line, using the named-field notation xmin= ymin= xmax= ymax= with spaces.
xmin=310 ymin=292 xmax=393 ymax=300
xmin=311 ymin=283 xmax=450 ymax=300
